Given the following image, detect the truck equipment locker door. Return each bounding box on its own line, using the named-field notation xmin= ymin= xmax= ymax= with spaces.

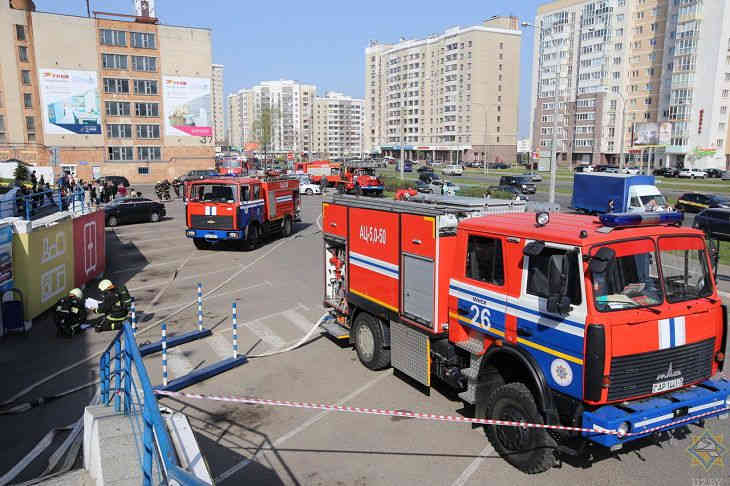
xmin=402 ymin=254 xmax=434 ymax=325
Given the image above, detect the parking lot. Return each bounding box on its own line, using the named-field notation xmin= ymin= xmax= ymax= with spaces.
xmin=97 ymin=189 xmax=729 ymax=486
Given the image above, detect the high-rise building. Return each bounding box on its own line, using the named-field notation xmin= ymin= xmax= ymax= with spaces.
xmin=311 ymin=92 xmax=364 ymax=159
xmin=0 ymin=0 xmax=216 ymax=182
xmin=364 ymin=16 xmax=522 ymax=163
xmin=529 ymin=0 xmax=730 ymax=169
xmin=212 ymin=64 xmax=224 ymax=145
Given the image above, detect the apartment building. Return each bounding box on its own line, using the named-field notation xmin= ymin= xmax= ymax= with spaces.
xmin=364 ymin=16 xmax=522 ymax=163
xmin=212 ymin=63 xmax=224 ymax=145
xmin=311 ymin=92 xmax=364 ymax=159
xmin=529 ymin=0 xmax=730 ymax=168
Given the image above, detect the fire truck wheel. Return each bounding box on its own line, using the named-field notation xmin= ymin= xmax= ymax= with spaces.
xmin=106 ymin=215 xmax=118 ymax=227
xmin=305 ymin=188 xmax=314 ymax=196
xmin=353 ymin=313 xmax=390 ymax=370
xmin=245 ymin=224 xmax=261 ymax=250
xmin=484 ymin=382 xmax=557 ymax=474
xmin=193 ymin=238 xmax=211 ymax=250
xmin=282 ymin=216 xmax=293 ymax=237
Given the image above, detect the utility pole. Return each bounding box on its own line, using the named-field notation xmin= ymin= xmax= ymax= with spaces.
xmin=618 ymin=96 xmax=627 ymax=169
xmin=549 ymin=66 xmax=559 ymax=204
xmin=400 ymin=98 xmax=405 ymax=180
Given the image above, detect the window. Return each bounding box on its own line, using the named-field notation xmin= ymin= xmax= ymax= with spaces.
xmin=132 ymin=56 xmax=157 ymax=72
xmin=137 ymin=146 xmax=161 ymax=160
xmin=102 ymin=53 xmax=127 ymax=70
xmin=526 ymin=246 xmax=581 ymax=305
xmin=105 ymin=101 xmax=131 ymax=116
xmin=107 ymin=146 xmax=134 ymax=161
xmin=252 ymin=184 xmax=261 ymax=200
xmin=138 ymin=167 xmax=149 ymax=175
xmin=23 ymin=93 xmax=32 ymax=108
xmin=25 ymin=116 xmax=34 ymax=131
xmin=15 ymin=25 xmax=25 ymax=41
xmin=465 ymin=235 xmax=504 ymax=285
xmin=136 ymin=124 xmax=160 ymax=139
xmin=104 ymin=78 xmax=129 ymax=94
xmin=135 ymin=102 xmax=159 ymax=117
xmin=106 ymin=124 xmax=132 ymax=138
xmin=100 ymin=29 xmax=126 ymax=46
xmin=21 ymin=70 xmax=31 ymax=85
xmin=659 ymin=239 xmax=711 ymax=304
xmin=130 ymin=32 xmax=156 ymax=49
xmin=18 ymin=46 xmax=28 ymax=62
xmin=134 ymin=79 xmax=158 ymax=95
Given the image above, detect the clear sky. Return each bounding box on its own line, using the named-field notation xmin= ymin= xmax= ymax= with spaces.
xmin=44 ymin=0 xmax=541 ymax=138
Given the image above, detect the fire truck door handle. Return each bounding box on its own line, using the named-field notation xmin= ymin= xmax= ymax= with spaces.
xmin=411 ymin=239 xmax=422 ymax=245
xmin=517 ymin=328 xmax=533 ymax=337
xmin=329 ymin=222 xmax=337 ymax=227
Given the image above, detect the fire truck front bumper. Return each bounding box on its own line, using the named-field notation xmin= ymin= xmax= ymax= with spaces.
xmin=581 ymin=377 xmax=730 ymax=448
xmin=185 ymin=229 xmax=243 ymax=240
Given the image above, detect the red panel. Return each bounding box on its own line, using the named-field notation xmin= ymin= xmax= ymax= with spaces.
xmin=348 ymin=208 xmax=400 ymax=312
xmin=73 ymin=210 xmax=106 ymax=287
xmin=591 ymin=238 xmax=655 ymax=258
xmin=322 ymin=202 xmax=347 ymax=238
xmin=401 ymin=214 xmax=435 ymax=257
xmin=437 ymin=234 xmax=458 ymax=332
xmin=658 ymin=236 xmax=705 ymax=251
xmin=611 ymin=317 xmax=660 ymax=357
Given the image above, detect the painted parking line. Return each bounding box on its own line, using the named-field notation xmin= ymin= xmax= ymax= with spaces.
xmin=219 ymin=305 xmax=309 ymax=335
xmin=144 ymin=282 xmax=272 ymax=313
xmin=215 ymin=371 xmax=392 ymax=483
xmin=127 ymin=266 xmax=247 ymax=293
xmin=281 ymin=307 xmax=316 ymax=333
xmin=165 ymin=349 xmax=195 ymax=381
xmin=207 ymin=333 xmax=236 ymax=360
xmin=240 ymin=319 xmax=287 ymax=350
xmin=107 ymin=251 xmax=222 ymax=276
xmin=449 ymin=444 xmax=494 ymax=486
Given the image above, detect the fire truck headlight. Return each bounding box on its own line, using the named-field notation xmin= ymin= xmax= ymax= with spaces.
xmin=186 ymin=230 xmax=195 ymax=237
xmin=535 ymin=212 xmax=550 ymax=227
xmin=617 ymin=421 xmax=631 ymax=437
xmin=228 ymin=232 xmax=239 ymax=239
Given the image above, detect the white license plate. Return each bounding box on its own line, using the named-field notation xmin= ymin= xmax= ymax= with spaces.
xmin=652 ymin=378 xmax=683 ymax=393
xmin=204 ymin=234 xmax=218 ymax=239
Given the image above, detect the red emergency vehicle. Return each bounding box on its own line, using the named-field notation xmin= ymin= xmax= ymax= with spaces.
xmin=321 ymin=194 xmax=729 ymax=473
xmin=185 ymin=175 xmax=300 ymax=249
xmin=336 ymin=161 xmax=384 ymax=196
xmin=295 ymin=160 xmax=341 ymax=186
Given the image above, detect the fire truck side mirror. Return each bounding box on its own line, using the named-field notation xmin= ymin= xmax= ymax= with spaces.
xmin=588 ymin=247 xmax=616 ymax=274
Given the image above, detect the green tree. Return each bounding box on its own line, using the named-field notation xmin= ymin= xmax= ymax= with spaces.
xmin=14 ymin=163 xmax=29 ymax=184
xmin=253 ymin=106 xmax=275 ymax=168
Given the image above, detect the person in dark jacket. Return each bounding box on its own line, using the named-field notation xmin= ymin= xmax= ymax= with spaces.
xmin=94 ymin=279 xmax=128 ymax=332
xmin=55 ymin=288 xmax=87 ymax=337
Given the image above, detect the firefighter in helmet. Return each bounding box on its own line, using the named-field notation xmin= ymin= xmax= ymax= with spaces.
xmin=55 ymin=288 xmax=87 ymax=337
xmin=94 ymin=279 xmax=129 ymax=332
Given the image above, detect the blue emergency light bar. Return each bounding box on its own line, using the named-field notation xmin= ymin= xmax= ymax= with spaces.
xmin=599 ymin=211 xmax=684 ymax=228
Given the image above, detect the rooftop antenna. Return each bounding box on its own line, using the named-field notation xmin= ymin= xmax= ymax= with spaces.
xmin=86 ymin=0 xmax=90 ymax=17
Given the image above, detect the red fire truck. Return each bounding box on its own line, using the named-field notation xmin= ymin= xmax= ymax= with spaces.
xmin=185 ymin=175 xmax=300 ymax=249
xmin=294 ymin=160 xmax=340 ymax=186
xmin=336 ymin=161 xmax=384 ymax=196
xmin=321 ymin=194 xmax=729 ymax=473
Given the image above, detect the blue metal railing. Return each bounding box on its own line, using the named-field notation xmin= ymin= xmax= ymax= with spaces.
xmin=0 ymin=186 xmax=91 ymax=220
xmin=100 ymin=322 xmax=209 ymax=486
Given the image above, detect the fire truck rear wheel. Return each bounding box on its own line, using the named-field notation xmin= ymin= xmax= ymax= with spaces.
xmin=484 ymin=382 xmax=557 ymax=474
xmin=246 ymin=224 xmax=261 ymax=250
xmin=353 ymin=313 xmax=390 ymax=370
xmin=282 ymin=216 xmax=292 ymax=237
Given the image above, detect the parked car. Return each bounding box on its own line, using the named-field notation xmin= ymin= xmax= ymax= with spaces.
xmin=428 ymin=180 xmax=461 ymax=194
xmin=182 ymin=169 xmax=218 ymax=181
xmin=694 ymin=208 xmax=730 ymax=240
xmin=419 ymin=172 xmax=441 ymax=184
xmin=621 ymin=167 xmax=640 ymax=175
xmin=678 ymin=168 xmax=707 ymax=179
xmin=395 ymin=161 xmax=414 ymax=172
xmin=653 ymin=167 xmax=681 ymax=177
xmin=442 ymin=164 xmax=464 ymax=176
xmin=465 ymin=161 xmax=483 ymax=168
xmin=487 ymin=185 xmax=529 ymax=201
xmin=722 ymin=171 xmax=730 ymax=181
xmin=489 ymin=162 xmax=510 ymax=170
xmin=676 ymin=193 xmax=730 ymax=213
xmin=299 ymin=180 xmax=322 ymax=195
xmin=417 ymin=165 xmax=434 ymax=173
xmin=524 ymin=172 xmax=542 ymax=182
xmin=604 ymin=167 xmax=621 ymax=173
xmin=96 ymin=175 xmax=130 ymax=187
xmin=104 ymin=197 xmax=166 ymax=227
xmin=705 ymin=168 xmax=724 ymax=179
xmin=499 ymin=175 xmax=536 ymax=194
xmin=574 ymin=165 xmax=594 ymax=173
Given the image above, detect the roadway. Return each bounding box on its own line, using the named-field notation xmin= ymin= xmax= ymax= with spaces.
xmin=99 ymin=190 xmax=728 ymax=486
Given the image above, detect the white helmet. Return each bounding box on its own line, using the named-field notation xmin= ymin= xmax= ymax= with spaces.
xmin=98 ymin=279 xmax=114 ymax=292
xmin=69 ymin=288 xmax=83 ymax=299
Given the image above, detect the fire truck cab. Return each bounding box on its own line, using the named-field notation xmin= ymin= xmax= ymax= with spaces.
xmin=337 ymin=161 xmax=384 ymax=196
xmin=185 ymin=175 xmax=299 ymax=250
xmin=322 ymin=194 xmax=730 ymax=473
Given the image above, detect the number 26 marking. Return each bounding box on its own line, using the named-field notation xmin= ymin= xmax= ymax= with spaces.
xmin=469 ymin=304 xmax=491 ymax=329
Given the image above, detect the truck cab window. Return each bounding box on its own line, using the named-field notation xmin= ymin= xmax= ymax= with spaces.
xmin=240 ymin=185 xmax=250 ymax=201
xmin=526 ymin=247 xmax=581 ymax=305
xmin=465 ymin=235 xmax=504 ymax=285
xmin=252 ymin=184 xmax=261 ymax=200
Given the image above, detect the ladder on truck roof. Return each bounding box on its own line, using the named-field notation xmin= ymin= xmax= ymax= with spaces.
xmin=328 ymin=194 xmax=529 ymax=217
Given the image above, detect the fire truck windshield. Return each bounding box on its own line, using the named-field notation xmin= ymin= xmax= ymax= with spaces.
xmin=658 ymin=237 xmax=712 ymax=303
xmin=591 ymin=240 xmax=663 ymax=312
xmin=190 ymin=183 xmax=236 ymax=203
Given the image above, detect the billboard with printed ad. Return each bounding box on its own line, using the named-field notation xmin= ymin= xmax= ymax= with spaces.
xmin=73 ymin=210 xmax=105 ymax=288
xmin=163 ymin=76 xmax=212 ymax=137
xmin=38 ymin=69 xmax=101 ymax=135
xmin=632 ymin=122 xmax=672 ymax=147
xmin=0 ymin=223 xmax=14 ymax=294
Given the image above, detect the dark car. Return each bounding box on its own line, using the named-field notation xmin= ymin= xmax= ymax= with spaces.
xmin=96 ymin=175 xmax=130 ymax=187
xmin=104 ymin=197 xmax=166 ymax=227
xmin=694 ymin=208 xmax=730 ymax=241
xmin=676 ymin=193 xmax=730 ymax=213
xmin=419 ymin=172 xmax=441 ymax=184
xmin=183 ymin=169 xmax=219 ymax=181
xmin=705 ymin=168 xmax=724 ymax=179
xmin=417 ymin=165 xmax=434 ymax=173
xmin=487 ymin=185 xmax=529 ymax=200
xmin=395 ymin=161 xmax=413 ymax=172
xmin=489 ymin=162 xmax=510 ymax=170
xmin=653 ymin=167 xmax=680 ymax=177
xmin=499 ymin=175 xmax=536 ymax=194
xmin=574 ymin=165 xmax=593 ymax=173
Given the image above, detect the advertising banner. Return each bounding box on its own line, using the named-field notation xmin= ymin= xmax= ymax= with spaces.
xmin=659 ymin=122 xmax=672 ymax=146
xmin=38 ymin=69 xmax=101 ymax=135
xmin=632 ymin=122 xmax=671 ymax=147
xmin=13 ymin=219 xmax=74 ymax=319
xmin=163 ymin=76 xmax=212 ymax=137
xmin=0 ymin=224 xmax=14 ymax=294
xmin=73 ymin=210 xmax=105 ymax=288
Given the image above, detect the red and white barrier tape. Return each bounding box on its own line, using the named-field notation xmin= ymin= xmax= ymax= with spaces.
xmin=153 ymin=389 xmax=729 ymax=438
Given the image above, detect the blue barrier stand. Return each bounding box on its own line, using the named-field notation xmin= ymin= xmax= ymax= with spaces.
xmin=197 ymin=283 xmax=203 ymax=332
xmin=138 ymin=328 xmax=212 ymax=356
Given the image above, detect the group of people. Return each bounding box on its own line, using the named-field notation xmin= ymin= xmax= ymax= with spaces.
xmin=54 ymin=279 xmax=132 ymax=337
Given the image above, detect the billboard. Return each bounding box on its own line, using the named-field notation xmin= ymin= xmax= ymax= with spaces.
xmin=38 ymin=69 xmax=101 ymax=135
xmin=632 ymin=122 xmax=672 ymax=146
xmin=163 ymin=76 xmax=212 ymax=137
xmin=659 ymin=122 xmax=672 ymax=146
xmin=134 ymin=0 xmax=156 ymax=17
xmin=72 ymin=210 xmax=105 ymax=288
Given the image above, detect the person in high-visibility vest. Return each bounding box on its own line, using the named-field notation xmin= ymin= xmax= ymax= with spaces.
xmin=94 ymin=279 xmax=129 ymax=332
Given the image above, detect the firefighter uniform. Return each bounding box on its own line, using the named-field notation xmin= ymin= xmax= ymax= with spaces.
xmin=55 ymin=289 xmax=87 ymax=337
xmin=116 ymin=283 xmax=132 ymax=311
xmin=94 ymin=280 xmax=129 ymax=332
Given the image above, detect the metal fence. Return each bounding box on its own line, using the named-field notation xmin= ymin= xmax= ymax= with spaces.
xmin=100 ymin=322 xmax=208 ymax=486
xmin=0 ymin=186 xmax=91 ymax=220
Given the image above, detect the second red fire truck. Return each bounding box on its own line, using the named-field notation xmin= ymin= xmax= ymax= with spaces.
xmin=321 ymin=194 xmax=729 ymax=473
xmin=185 ymin=175 xmax=300 ymax=249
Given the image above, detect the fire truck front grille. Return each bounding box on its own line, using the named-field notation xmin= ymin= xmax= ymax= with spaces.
xmin=190 ymin=215 xmax=234 ymax=230
xmin=607 ymin=338 xmax=714 ymax=401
